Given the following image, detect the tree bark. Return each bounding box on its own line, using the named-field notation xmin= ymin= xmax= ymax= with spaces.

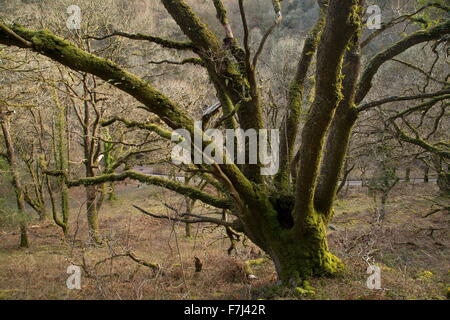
xmin=86 ymin=185 xmax=101 ymax=244
xmin=405 ymin=167 xmax=411 ymax=182
xmin=424 ymin=166 xmax=429 ymax=183
xmin=54 ymin=91 xmax=70 ymax=235
xmin=276 ymin=12 xmax=325 ymax=189
xmin=239 ymin=194 xmax=342 ymax=283
xmin=437 ymin=172 xmax=449 ymax=195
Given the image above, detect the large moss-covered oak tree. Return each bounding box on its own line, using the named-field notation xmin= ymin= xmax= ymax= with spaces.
xmin=0 ymin=0 xmax=448 ymax=283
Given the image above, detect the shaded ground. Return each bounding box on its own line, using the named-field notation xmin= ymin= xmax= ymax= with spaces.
xmin=0 ymin=182 xmax=448 ymax=300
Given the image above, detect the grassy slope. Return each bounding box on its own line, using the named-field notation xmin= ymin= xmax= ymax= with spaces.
xmin=0 ymin=182 xmax=448 ymax=300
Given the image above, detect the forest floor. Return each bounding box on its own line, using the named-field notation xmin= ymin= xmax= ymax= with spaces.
xmin=0 ymin=182 xmax=448 ymax=300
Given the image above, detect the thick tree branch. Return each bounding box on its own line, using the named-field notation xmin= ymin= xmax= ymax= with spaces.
xmin=276 ymin=14 xmax=325 ymax=188
xmin=314 ymin=34 xmax=362 ymax=216
xmin=101 ymin=117 xmax=173 ymax=140
xmin=0 ymin=23 xmax=195 ymax=132
xmin=161 ymin=0 xmax=264 ymax=157
xmin=0 ymin=23 xmax=32 ymax=48
xmin=294 ymin=0 xmax=362 ymax=228
xmin=161 ymin=0 xmax=222 ymax=53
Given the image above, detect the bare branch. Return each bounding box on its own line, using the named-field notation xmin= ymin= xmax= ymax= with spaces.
xmin=147 ymin=58 xmax=204 ymax=66
xmin=238 ymin=0 xmax=252 ymax=72
xmin=84 ymin=31 xmax=195 ymax=51
xmin=133 ymin=205 xmax=235 ymax=227
xmin=253 ymin=18 xmax=280 ymax=68
xmin=356 ymin=90 xmax=450 ymax=113
xmin=101 ymin=117 xmax=173 ymax=140
xmin=391 ymin=58 xmax=448 ymax=86
xmin=387 ymin=94 xmax=450 ymax=120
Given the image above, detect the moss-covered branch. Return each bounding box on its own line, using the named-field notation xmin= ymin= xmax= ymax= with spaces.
xmin=0 ymin=23 xmax=194 ymax=132
xmin=161 ymin=0 xmax=222 ymax=53
xmin=125 ymin=251 xmax=160 ymax=270
xmin=0 ymin=23 xmax=32 ymax=48
xmin=164 ymin=0 xmax=264 ymax=141
xmin=356 ymin=19 xmax=450 ymax=103
xmin=294 ymin=0 xmax=362 ymax=229
xmin=391 ymin=121 xmax=450 ymax=159
xmin=360 ymin=3 xmax=446 ymax=48
xmin=45 ymin=169 xmax=232 ymax=209
xmin=101 ymin=117 xmax=174 ymax=140
xmin=314 ymin=38 xmax=361 ymax=216
xmin=212 ymin=0 xmax=234 ymax=39
xmin=276 ymin=13 xmax=325 ymax=189
xmin=0 ymin=23 xmax=255 ymax=207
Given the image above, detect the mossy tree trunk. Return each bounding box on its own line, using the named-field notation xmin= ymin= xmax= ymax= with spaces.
xmin=437 ymin=172 xmax=449 ymax=195
xmin=405 ymin=167 xmax=411 ymax=183
xmin=83 ymin=101 xmax=103 ymax=245
xmin=268 ymin=226 xmax=342 ymax=283
xmin=424 ymin=166 xmax=430 ymax=183
xmin=79 ymin=73 xmax=105 ymax=245
xmin=0 ymin=115 xmax=29 ymax=248
xmin=86 ymin=185 xmax=101 ymax=244
xmin=22 ymin=155 xmax=48 ymax=221
xmin=433 ymin=158 xmax=450 ymax=195
xmin=239 ymin=195 xmax=342 ymax=283
xmin=107 ymin=183 xmax=117 ymax=201
xmin=53 ymin=89 xmax=70 ymax=235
